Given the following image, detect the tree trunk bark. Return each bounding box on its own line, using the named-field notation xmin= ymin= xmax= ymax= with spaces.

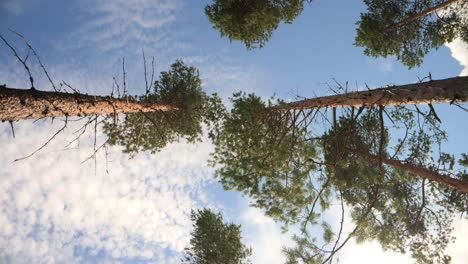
xmin=385 ymin=0 xmax=463 ymax=31
xmin=0 ymin=86 xmax=174 ymax=121
xmin=357 ymin=150 xmax=468 ymax=194
xmin=273 ymin=76 xmax=468 ymax=110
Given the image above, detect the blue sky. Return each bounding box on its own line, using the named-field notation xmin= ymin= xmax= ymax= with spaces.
xmin=0 ymin=0 xmax=467 ymax=263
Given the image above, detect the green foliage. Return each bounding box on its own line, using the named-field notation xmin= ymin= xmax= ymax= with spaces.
xmin=205 ymin=0 xmax=305 ymax=49
xmin=211 ymin=93 xmax=318 ymax=225
xmin=211 ymin=98 xmax=464 ymax=263
xmin=459 ymin=153 xmax=468 ymax=167
xmin=284 ymin=106 xmax=462 ymax=264
xmin=104 ymin=60 xmax=226 ymax=155
xmin=355 ymin=0 xmax=468 ymax=68
xmin=439 ymin=153 xmax=468 ymax=213
xmin=321 ymin=108 xmax=456 ymax=263
xmin=182 ymin=208 xmax=252 ymax=264
xmin=210 ymin=97 xmax=465 ymax=263
xmin=283 ymin=234 xmax=324 ymax=264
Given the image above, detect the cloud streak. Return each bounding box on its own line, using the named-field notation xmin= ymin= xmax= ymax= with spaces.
xmin=66 ymin=0 xmax=182 ymax=55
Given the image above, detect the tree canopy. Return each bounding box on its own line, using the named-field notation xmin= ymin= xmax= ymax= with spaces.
xmin=211 ymin=88 xmax=467 ymax=263
xmin=355 ymin=0 xmax=468 ymax=68
xmin=182 ymin=208 xmax=252 ymax=264
xmin=283 ymin=106 xmax=466 ymax=263
xmin=322 ymin=107 xmax=455 ymax=263
xmin=211 ymin=93 xmax=318 ymax=225
xmin=103 ymin=60 xmax=225 ymax=155
xmin=205 ymin=0 xmax=305 ymax=49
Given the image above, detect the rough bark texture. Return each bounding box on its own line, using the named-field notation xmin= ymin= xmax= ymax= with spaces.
xmin=274 ymin=76 xmax=468 ymax=110
xmin=0 ymin=87 xmax=173 ymax=121
xmin=360 ymin=151 xmax=468 ymax=194
xmin=386 ymin=0 xmax=463 ymax=31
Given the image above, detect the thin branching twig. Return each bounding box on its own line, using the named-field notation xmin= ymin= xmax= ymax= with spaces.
xmin=14 ymin=117 xmax=68 ymax=162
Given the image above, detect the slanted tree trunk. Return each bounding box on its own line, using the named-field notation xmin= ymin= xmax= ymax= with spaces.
xmin=0 ymin=86 xmax=173 ymax=121
xmin=385 ymin=0 xmax=463 ymax=31
xmin=356 ymin=150 xmax=468 ymax=194
xmin=274 ymin=76 xmax=468 ymax=110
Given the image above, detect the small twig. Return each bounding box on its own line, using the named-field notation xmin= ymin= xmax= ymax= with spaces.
xmin=64 ymin=116 xmax=97 ymax=149
xmin=111 ymin=82 xmax=115 ymax=97
xmin=321 ymin=193 xmax=379 ymax=264
xmin=9 ymin=121 xmax=15 ymax=138
xmin=452 ymin=102 xmax=468 ymax=112
xmin=150 ymin=56 xmax=155 ymax=92
xmin=379 ymin=106 xmax=385 ymax=166
xmin=122 ymin=58 xmax=127 ymax=97
xmin=105 ymin=144 xmax=109 ymax=174
xmin=9 ymin=29 xmax=58 ymax=92
xmin=428 ymin=104 xmax=442 ymax=123
xmin=113 ymin=77 xmax=121 ymax=98
xmin=24 ymin=49 xmax=31 ymax=63
xmin=302 ymin=177 xmax=331 ymax=232
xmin=81 ymin=140 xmax=109 ymax=164
xmin=93 ymin=115 xmax=98 ymax=173
xmin=0 ymin=34 xmax=35 ymax=89
xmin=413 ymin=179 xmax=426 ymax=227
xmin=61 ymin=80 xmax=79 ymax=93
xmin=14 ymin=117 xmax=68 ymax=162
xmin=143 ymin=50 xmax=149 ymax=95
xmin=328 ymin=190 xmax=346 ymax=264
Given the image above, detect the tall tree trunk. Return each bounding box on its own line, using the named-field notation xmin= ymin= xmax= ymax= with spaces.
xmin=0 ymin=86 xmax=173 ymax=121
xmin=385 ymin=0 xmax=463 ymax=31
xmin=357 ymin=150 xmax=468 ymax=194
xmin=274 ymin=76 xmax=468 ymax=110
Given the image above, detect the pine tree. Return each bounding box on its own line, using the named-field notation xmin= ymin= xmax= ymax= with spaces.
xmin=355 ymin=0 xmax=468 ymax=68
xmin=211 ymin=79 xmax=468 ymax=263
xmin=182 ymin=208 xmax=252 ymax=264
xmin=205 ymin=0 xmax=305 ymax=49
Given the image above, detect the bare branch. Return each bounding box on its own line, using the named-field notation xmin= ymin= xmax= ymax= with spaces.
xmin=0 ymin=34 xmax=35 ymax=89
xmin=379 ymin=106 xmax=385 ymax=166
xmin=143 ymin=50 xmax=149 ymax=95
xmin=9 ymin=121 xmax=15 ymax=138
xmin=428 ymin=103 xmax=442 ymax=123
xmin=122 ymin=58 xmax=127 ymax=97
xmin=327 ymin=190 xmax=346 ymax=264
xmin=14 ymin=117 xmax=68 ymax=162
xmin=9 ymin=29 xmax=58 ymax=92
xmin=61 ymin=80 xmax=79 ymax=93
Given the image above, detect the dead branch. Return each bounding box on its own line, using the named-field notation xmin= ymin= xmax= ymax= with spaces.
xmin=61 ymin=80 xmax=80 ymax=94
xmin=379 ymin=106 xmax=385 ymax=166
xmin=428 ymin=103 xmax=442 ymax=123
xmin=9 ymin=29 xmax=58 ymax=92
xmin=14 ymin=117 xmax=68 ymax=162
xmin=122 ymin=58 xmax=127 ymax=97
xmin=143 ymin=50 xmax=150 ymax=95
xmin=327 ymin=190 xmax=346 ymax=264
xmin=0 ymin=34 xmax=35 ymax=89
xmin=8 ymin=121 xmax=15 ymax=138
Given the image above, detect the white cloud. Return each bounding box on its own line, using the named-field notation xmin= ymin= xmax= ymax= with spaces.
xmin=0 ymin=119 xmax=217 ymax=263
xmin=446 ymin=38 xmax=468 ymax=76
xmin=0 ymin=18 xmax=269 ymax=263
xmin=183 ymin=54 xmax=266 ymax=100
xmin=373 ymin=57 xmax=394 ymax=73
xmin=337 ymin=217 xmax=468 ymax=264
xmin=239 ymin=206 xmax=293 ymax=264
xmin=63 ymin=0 xmax=183 ymax=56
xmin=238 ymin=197 xmax=468 ymax=264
